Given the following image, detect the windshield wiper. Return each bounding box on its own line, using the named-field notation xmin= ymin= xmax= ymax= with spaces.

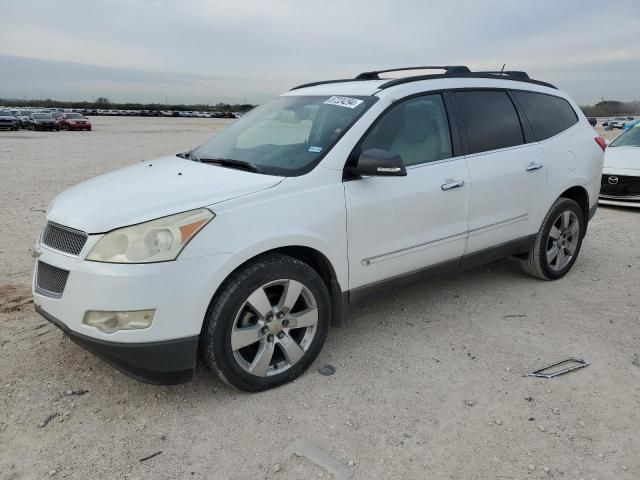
xmin=194 ymin=156 xmax=263 ymax=173
xmin=176 ymin=151 xmax=192 ymax=159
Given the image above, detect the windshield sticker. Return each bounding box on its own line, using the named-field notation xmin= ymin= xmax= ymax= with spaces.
xmin=308 ymin=146 xmax=323 ymax=153
xmin=323 ymin=96 xmax=364 ymax=109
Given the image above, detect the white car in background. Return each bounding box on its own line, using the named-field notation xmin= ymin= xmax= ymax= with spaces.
xmin=33 ymin=65 xmax=604 ymax=391
xmin=608 ymin=117 xmax=629 ymax=129
xmin=600 ymin=123 xmax=640 ymax=207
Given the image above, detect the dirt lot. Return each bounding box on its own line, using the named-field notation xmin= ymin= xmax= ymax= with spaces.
xmin=1 ymin=118 xmax=638 ymax=480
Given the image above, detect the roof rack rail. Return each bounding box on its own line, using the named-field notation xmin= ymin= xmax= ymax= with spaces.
xmin=290 ymin=66 xmax=556 ymax=91
xmin=475 ymin=70 xmax=530 ymax=80
xmin=354 ymin=65 xmax=470 ymax=80
xmin=378 ymin=71 xmax=556 ymax=90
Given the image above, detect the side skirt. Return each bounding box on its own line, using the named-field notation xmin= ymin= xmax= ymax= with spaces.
xmin=345 ymin=235 xmax=536 ymax=307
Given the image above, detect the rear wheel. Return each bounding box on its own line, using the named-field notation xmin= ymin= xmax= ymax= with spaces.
xmin=202 ymin=253 xmax=331 ymax=391
xmin=521 ymin=198 xmax=585 ymax=280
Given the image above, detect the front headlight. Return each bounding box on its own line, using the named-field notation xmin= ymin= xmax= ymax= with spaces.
xmin=86 ymin=208 xmax=214 ymax=263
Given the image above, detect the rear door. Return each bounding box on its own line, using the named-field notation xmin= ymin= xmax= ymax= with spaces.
xmin=452 ymin=90 xmax=546 ymax=258
xmin=344 ymin=93 xmax=470 ymax=294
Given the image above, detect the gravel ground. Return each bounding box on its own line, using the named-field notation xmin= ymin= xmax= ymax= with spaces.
xmin=1 ymin=118 xmax=638 ymax=480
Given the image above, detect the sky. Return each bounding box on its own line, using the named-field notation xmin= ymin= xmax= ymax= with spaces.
xmin=1 ymin=0 xmax=639 ymax=105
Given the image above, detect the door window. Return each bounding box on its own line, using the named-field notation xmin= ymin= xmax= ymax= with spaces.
xmin=512 ymin=91 xmax=578 ymax=141
xmin=360 ymin=94 xmax=453 ymax=167
xmin=454 ymin=90 xmax=524 ymax=154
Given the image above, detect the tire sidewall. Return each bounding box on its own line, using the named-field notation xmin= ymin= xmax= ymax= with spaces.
xmin=205 ymin=256 xmax=331 ymax=392
xmin=539 ymin=198 xmax=585 ymax=279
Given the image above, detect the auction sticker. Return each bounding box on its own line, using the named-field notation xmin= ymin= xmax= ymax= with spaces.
xmin=323 ymin=96 xmax=364 ymax=109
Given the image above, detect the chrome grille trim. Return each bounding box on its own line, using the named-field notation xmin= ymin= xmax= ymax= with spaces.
xmin=35 ymin=261 xmax=70 ymax=298
xmin=41 ymin=222 xmax=88 ymax=256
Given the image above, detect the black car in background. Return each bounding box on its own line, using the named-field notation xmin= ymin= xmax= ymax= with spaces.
xmin=0 ymin=111 xmax=20 ymax=130
xmin=28 ymin=112 xmax=60 ymax=131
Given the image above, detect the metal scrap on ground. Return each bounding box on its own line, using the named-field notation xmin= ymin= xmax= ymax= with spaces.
xmin=526 ymin=358 xmax=590 ymax=379
xmin=285 ymin=439 xmax=354 ymax=480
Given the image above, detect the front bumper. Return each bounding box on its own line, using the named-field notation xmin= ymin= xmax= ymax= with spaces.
xmin=599 ymin=171 xmax=640 ymax=207
xmin=36 ymin=305 xmax=198 ymax=384
xmin=33 ymin=237 xmax=241 ymax=384
xmin=67 ymin=123 xmax=91 ymax=130
xmin=599 ymin=197 xmax=640 ymax=208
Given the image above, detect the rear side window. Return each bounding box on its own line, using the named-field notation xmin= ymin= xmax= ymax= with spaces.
xmin=513 ymin=91 xmax=578 ymax=141
xmin=454 ymin=91 xmax=524 ymax=154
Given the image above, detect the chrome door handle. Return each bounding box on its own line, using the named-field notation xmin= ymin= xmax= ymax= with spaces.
xmin=441 ymin=179 xmax=465 ymax=191
xmin=526 ymin=162 xmax=544 ymax=172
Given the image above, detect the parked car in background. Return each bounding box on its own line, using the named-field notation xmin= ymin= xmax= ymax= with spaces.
xmin=609 ymin=117 xmax=628 ymax=129
xmin=17 ymin=110 xmax=31 ymax=128
xmin=28 ymin=112 xmax=60 ymax=131
xmin=33 ymin=65 xmax=604 ymax=391
xmin=0 ymin=110 xmax=20 ymax=130
xmin=600 ymin=123 xmax=640 ymax=207
xmin=59 ymin=113 xmax=92 ymax=131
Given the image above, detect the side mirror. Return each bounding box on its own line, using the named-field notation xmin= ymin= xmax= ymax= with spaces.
xmin=350 ymin=149 xmax=407 ymax=177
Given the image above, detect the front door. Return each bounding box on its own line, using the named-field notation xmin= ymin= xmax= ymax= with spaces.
xmin=344 ymin=93 xmax=470 ymax=293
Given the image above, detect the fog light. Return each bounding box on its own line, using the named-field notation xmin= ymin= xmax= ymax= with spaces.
xmin=83 ymin=310 xmax=155 ymax=334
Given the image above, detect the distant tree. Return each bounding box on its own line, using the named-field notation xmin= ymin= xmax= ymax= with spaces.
xmin=95 ymin=97 xmax=110 ymax=105
xmin=580 ymin=100 xmax=640 ymax=117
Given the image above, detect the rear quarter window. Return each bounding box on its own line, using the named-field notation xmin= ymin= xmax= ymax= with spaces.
xmin=453 ymin=90 xmax=524 ymax=155
xmin=512 ymin=91 xmax=578 ymax=141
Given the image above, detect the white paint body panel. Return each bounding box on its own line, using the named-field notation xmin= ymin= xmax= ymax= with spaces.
xmin=345 ymin=158 xmax=470 ymax=289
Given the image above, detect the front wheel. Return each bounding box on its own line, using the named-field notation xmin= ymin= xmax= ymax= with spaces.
xmin=202 ymin=253 xmax=331 ymax=391
xmin=521 ymin=198 xmax=585 ymax=280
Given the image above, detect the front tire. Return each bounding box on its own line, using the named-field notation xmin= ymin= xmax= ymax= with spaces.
xmin=202 ymin=253 xmax=331 ymax=392
xmin=521 ymin=197 xmax=585 ymax=280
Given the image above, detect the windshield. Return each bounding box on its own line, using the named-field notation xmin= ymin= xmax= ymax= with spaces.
xmin=609 ymin=124 xmax=640 ymax=147
xmin=190 ymin=95 xmax=376 ymax=176
xmin=66 ymin=113 xmax=83 ymax=119
xmin=33 ymin=113 xmax=52 ymax=119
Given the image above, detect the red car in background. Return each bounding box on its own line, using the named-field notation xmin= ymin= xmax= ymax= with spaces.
xmin=59 ymin=113 xmax=92 ymax=131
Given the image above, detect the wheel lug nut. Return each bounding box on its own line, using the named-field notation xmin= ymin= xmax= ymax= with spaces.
xmin=261 ymin=326 xmax=269 ymax=334
xmin=267 ymin=334 xmax=274 ymax=342
xmin=282 ymin=319 xmax=289 ymax=327
xmin=277 ymin=312 xmax=284 ymax=319
xmin=277 ymin=332 xmax=285 ymax=339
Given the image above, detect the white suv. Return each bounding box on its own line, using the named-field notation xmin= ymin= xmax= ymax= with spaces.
xmin=33 ymin=66 xmax=605 ymax=391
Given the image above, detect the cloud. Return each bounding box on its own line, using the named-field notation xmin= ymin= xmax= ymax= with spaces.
xmin=1 ymin=0 xmax=638 ymax=103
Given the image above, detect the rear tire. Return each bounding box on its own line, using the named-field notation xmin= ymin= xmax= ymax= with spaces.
xmin=202 ymin=253 xmax=331 ymax=392
xmin=521 ymin=197 xmax=585 ymax=280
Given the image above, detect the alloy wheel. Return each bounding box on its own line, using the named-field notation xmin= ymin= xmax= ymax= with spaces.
xmin=546 ymin=210 xmax=580 ymax=271
xmin=230 ymin=279 xmax=318 ymax=377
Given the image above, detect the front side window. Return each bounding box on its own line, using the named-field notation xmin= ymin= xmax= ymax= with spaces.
xmin=454 ymin=90 xmax=524 ymax=154
xmin=359 ymin=94 xmax=453 ymax=167
xmin=513 ymin=91 xmax=578 ymax=141
xmin=191 ymin=95 xmax=376 ymax=176
xmin=609 ymin=124 xmax=640 ymax=147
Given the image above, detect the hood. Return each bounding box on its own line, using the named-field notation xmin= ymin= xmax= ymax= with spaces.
xmin=47 ymin=156 xmax=284 ymax=233
xmin=604 ymin=146 xmax=640 ymax=171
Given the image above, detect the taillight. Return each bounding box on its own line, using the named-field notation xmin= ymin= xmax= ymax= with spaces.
xmin=595 ymin=136 xmax=607 ymax=151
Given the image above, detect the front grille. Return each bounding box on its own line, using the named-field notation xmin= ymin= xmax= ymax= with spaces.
xmin=36 ymin=261 xmax=70 ymax=298
xmin=601 ymin=174 xmax=640 ymax=197
xmin=42 ymin=222 xmax=87 ymax=256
